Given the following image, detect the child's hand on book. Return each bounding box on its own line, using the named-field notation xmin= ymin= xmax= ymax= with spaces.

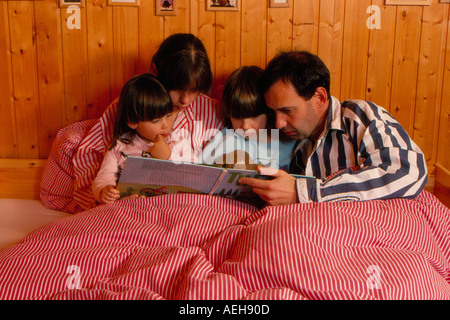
xmin=99 ymin=185 xmax=121 ymax=203
xmin=150 ymin=135 xmax=172 ymax=160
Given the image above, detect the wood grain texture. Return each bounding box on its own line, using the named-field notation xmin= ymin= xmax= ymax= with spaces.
xmin=0 ymin=0 xmax=448 ymax=190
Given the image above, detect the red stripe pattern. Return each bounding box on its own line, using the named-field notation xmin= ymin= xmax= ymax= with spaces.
xmin=2 ymin=191 xmax=449 ymax=300
xmin=40 ymin=119 xmax=97 ymax=213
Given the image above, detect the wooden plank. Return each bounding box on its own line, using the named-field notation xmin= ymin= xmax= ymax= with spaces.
xmin=318 ymin=0 xmax=345 ymax=100
xmin=413 ymin=0 xmax=448 ymax=166
xmin=390 ymin=6 xmax=422 ymax=135
xmin=214 ymin=8 xmax=241 ymax=98
xmin=437 ymin=4 xmax=450 ymax=169
xmin=137 ymin=0 xmax=163 ymax=75
xmin=340 ymin=0 xmax=371 ymax=101
xmin=8 ymin=1 xmax=40 ymax=159
xmin=35 ymin=0 xmax=64 ymax=158
xmin=164 ymin=0 xmax=189 ymax=37
xmin=292 ymin=0 xmax=319 ymax=54
xmin=111 ymin=5 xmax=139 ymax=99
xmin=0 ymin=1 xmax=17 ymax=158
xmin=86 ymin=0 xmax=112 ymax=119
xmin=435 ymin=163 xmax=450 ymax=208
xmin=190 ymin=0 xmax=216 ymax=97
xmin=60 ymin=0 xmax=88 ymax=126
xmin=0 ymin=159 xmax=46 ymax=200
xmin=266 ymin=4 xmax=293 ymax=61
xmin=366 ymin=0 xmax=396 ymax=110
xmin=241 ymin=0 xmax=267 ymax=68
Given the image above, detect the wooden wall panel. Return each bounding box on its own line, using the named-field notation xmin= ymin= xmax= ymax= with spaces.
xmin=317 ymin=0 xmax=345 ymax=101
xmin=267 ymin=4 xmax=293 ymax=61
xmin=137 ymin=0 xmax=162 ymax=75
xmin=438 ymin=7 xmax=450 ymax=169
xmin=292 ymin=0 xmax=319 ymax=54
xmin=340 ymin=0 xmax=371 ymax=100
xmin=111 ymin=6 xmax=139 ymax=99
xmin=35 ymin=1 xmax=64 ymax=158
xmin=214 ymin=9 xmax=241 ymax=98
xmin=8 ymin=1 xmax=40 ymax=159
xmin=86 ymin=0 xmax=112 ymax=120
xmin=0 ymin=2 xmax=17 ymax=158
xmin=241 ymin=0 xmax=267 ymax=68
xmin=390 ymin=6 xmax=422 ymax=136
xmin=413 ymin=0 xmax=448 ymax=166
xmin=0 ymin=0 xmax=449 ymax=186
xmin=366 ymin=0 xmax=396 ymax=110
xmin=60 ymin=2 xmax=87 ymax=127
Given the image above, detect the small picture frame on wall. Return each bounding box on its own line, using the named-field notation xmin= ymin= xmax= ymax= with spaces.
xmin=107 ymin=0 xmax=140 ymax=6
xmin=385 ymin=0 xmax=431 ymax=5
xmin=59 ymin=0 xmax=85 ymax=7
xmin=156 ymin=0 xmax=177 ymax=16
xmin=269 ymin=0 xmax=291 ymax=8
xmin=206 ymin=0 xmax=240 ymax=12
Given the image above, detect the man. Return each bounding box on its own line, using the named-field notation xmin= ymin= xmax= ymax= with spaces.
xmin=239 ymin=51 xmax=428 ymax=206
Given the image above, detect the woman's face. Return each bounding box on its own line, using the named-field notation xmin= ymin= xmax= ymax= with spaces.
xmin=169 ymin=89 xmax=199 ymax=112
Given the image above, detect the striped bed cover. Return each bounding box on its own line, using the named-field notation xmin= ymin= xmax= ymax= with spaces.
xmin=1 ymin=192 xmax=449 ymax=300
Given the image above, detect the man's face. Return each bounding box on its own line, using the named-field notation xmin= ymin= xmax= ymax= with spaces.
xmin=264 ymin=80 xmax=325 ymax=141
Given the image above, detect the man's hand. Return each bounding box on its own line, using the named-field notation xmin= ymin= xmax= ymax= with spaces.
xmin=238 ymin=166 xmax=298 ymax=206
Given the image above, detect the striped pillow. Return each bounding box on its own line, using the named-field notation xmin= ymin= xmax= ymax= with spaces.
xmin=40 ymin=119 xmax=97 ymax=213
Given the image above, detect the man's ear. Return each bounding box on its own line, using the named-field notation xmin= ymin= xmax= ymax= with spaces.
xmin=313 ymin=87 xmax=328 ymax=109
xmin=128 ymin=123 xmax=138 ymax=129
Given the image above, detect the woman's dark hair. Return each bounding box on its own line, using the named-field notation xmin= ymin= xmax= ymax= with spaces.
xmin=260 ymin=51 xmax=331 ymax=101
xmin=222 ymin=66 xmax=274 ymax=128
xmin=110 ymin=73 xmax=173 ymax=149
xmin=151 ymin=33 xmax=212 ymax=94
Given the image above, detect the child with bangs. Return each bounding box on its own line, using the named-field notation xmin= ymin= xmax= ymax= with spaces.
xmin=92 ymin=74 xmax=175 ymax=204
xmin=199 ymin=66 xmax=296 ymax=171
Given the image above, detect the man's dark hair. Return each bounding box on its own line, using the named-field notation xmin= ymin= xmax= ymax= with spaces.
xmin=260 ymin=51 xmax=331 ymax=100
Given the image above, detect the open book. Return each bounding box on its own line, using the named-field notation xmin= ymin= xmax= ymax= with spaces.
xmin=117 ymin=156 xmax=310 ymax=207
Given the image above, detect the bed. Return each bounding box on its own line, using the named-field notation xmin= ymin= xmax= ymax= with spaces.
xmin=0 ymin=116 xmax=449 ymax=300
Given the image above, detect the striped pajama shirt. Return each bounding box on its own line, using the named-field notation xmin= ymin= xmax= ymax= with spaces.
xmin=291 ymin=97 xmax=428 ymax=202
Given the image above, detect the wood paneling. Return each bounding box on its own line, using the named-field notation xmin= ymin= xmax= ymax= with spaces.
xmin=0 ymin=0 xmax=449 ymax=182
xmin=0 ymin=158 xmax=46 ymax=200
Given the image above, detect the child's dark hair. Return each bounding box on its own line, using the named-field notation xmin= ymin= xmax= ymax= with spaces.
xmin=151 ymin=33 xmax=212 ymax=94
xmin=110 ymin=73 xmax=173 ymax=149
xmin=222 ymin=66 xmax=274 ymax=127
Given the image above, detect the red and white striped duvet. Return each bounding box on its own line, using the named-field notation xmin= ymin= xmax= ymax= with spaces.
xmin=1 ymin=191 xmax=449 ymax=300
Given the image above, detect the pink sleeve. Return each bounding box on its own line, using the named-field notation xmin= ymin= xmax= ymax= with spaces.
xmin=73 ymin=99 xmax=118 ymax=209
xmin=91 ymin=148 xmax=120 ymax=202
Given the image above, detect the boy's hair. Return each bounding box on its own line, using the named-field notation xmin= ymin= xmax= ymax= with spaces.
xmin=151 ymin=33 xmax=212 ymax=94
xmin=260 ymin=51 xmax=331 ymax=101
xmin=222 ymin=66 xmax=273 ymax=123
xmin=110 ymin=73 xmax=172 ymax=149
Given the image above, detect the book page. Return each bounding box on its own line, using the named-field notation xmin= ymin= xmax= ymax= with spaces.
xmin=117 ymin=157 xmax=224 ymax=196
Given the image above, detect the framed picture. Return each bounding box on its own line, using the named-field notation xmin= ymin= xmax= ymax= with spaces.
xmin=60 ymin=0 xmax=85 ymax=7
xmin=107 ymin=0 xmax=140 ymax=6
xmin=156 ymin=0 xmax=177 ymax=16
xmin=385 ymin=0 xmax=431 ymax=4
xmin=269 ymin=0 xmax=291 ymax=8
xmin=206 ymin=0 xmax=240 ymax=12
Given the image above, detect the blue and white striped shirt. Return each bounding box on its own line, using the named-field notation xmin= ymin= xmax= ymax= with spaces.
xmin=292 ymin=97 xmax=428 ymax=202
